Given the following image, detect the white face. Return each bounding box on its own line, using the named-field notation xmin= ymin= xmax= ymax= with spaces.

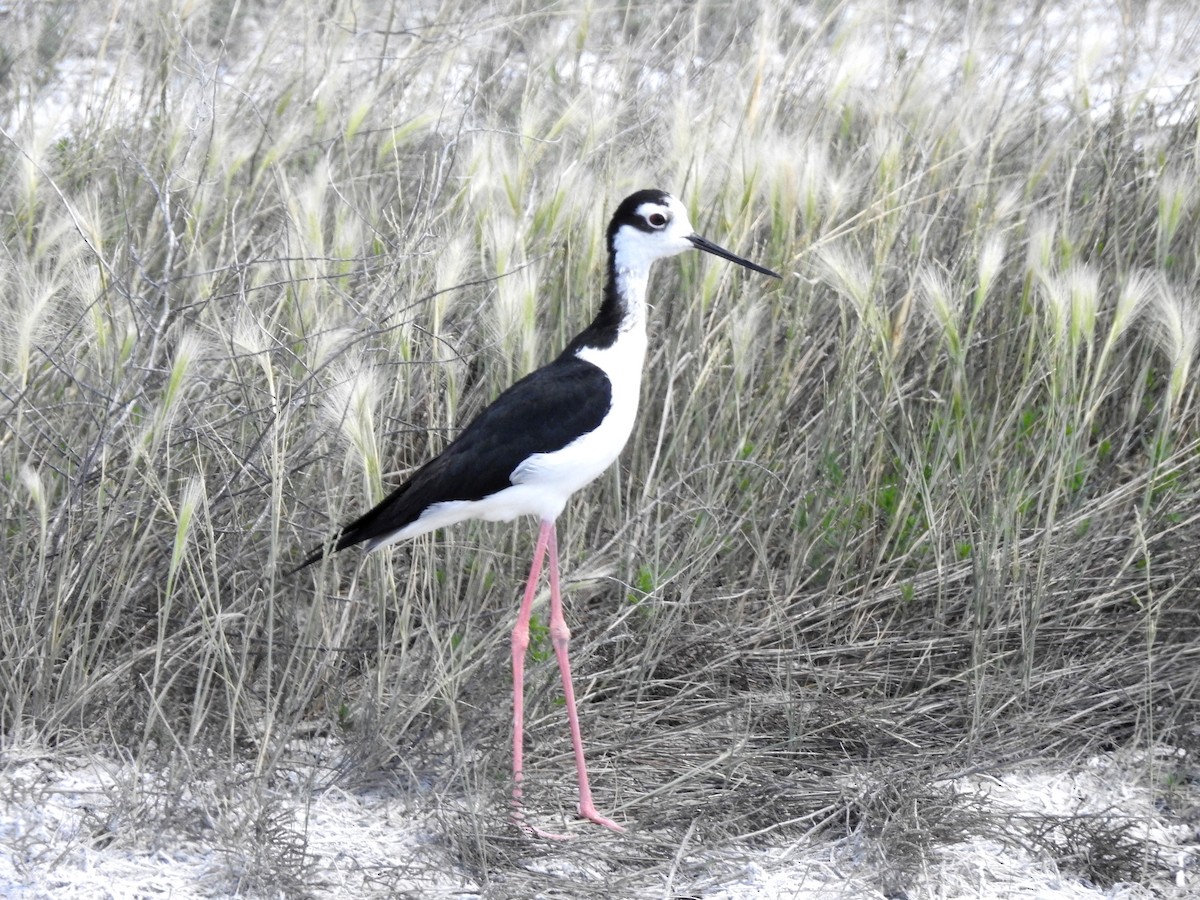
xmin=635 ymin=195 xmax=697 ymax=249
xmin=611 ymin=195 xmax=697 ymax=273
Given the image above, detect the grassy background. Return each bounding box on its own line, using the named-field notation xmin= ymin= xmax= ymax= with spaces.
xmin=2 ymin=0 xmax=1198 ymax=895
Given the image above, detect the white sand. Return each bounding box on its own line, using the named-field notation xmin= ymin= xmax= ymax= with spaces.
xmin=1 ymin=743 xmax=1194 ymax=898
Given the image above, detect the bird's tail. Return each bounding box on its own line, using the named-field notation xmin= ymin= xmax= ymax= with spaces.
xmin=285 ymin=545 xmax=329 ymax=576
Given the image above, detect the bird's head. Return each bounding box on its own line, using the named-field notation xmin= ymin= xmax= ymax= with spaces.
xmin=607 ymin=189 xmax=780 ymax=279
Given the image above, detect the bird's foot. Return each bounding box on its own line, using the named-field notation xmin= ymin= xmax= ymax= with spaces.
xmin=510 ymin=807 xmax=570 ymax=841
xmin=578 ymin=803 xmax=625 ymax=832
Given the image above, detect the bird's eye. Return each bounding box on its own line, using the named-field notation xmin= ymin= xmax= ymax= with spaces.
xmin=648 ymin=212 xmax=668 ymax=228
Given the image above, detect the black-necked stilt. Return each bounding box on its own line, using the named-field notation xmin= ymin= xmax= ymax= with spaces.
xmin=295 ymin=189 xmax=779 ymax=834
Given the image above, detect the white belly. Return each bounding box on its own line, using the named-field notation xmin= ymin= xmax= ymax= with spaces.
xmin=509 ymin=325 xmax=648 ymax=514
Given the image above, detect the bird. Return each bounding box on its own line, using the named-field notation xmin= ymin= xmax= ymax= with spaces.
xmin=294 ymin=188 xmax=780 ymax=834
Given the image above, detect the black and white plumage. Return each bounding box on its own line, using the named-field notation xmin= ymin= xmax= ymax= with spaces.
xmin=294 ymin=189 xmax=779 ymax=834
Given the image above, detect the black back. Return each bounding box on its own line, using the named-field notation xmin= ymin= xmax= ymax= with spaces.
xmin=292 ymin=352 xmax=612 ymax=570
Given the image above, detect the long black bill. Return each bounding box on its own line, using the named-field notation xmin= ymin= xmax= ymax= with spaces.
xmin=688 ymin=233 xmax=781 ymax=279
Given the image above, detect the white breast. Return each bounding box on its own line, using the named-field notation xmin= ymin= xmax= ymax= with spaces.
xmin=510 ymin=321 xmax=649 ymax=509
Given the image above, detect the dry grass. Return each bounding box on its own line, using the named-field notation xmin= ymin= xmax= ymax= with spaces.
xmin=2 ymin=0 xmax=1199 ymax=895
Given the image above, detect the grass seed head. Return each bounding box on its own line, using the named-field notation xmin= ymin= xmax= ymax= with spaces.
xmin=975 ymin=232 xmax=1006 ymax=309
xmin=919 ymin=265 xmax=961 ymax=357
xmin=493 ymin=261 xmax=541 ymax=377
xmin=162 ymin=331 xmax=206 ymax=416
xmin=1111 ymin=270 xmax=1154 ymax=343
xmin=1148 ymin=281 xmax=1199 ymax=411
xmin=1067 ymin=264 xmax=1101 ymax=349
xmin=1025 ymin=212 xmax=1057 ymax=281
xmin=1156 ymin=168 xmax=1195 ymax=255
xmin=171 ymin=476 xmax=207 ymax=576
xmin=324 ymin=359 xmax=382 ymax=494
xmin=819 ymin=244 xmax=875 ymax=323
xmin=18 ymin=463 xmax=47 ymax=538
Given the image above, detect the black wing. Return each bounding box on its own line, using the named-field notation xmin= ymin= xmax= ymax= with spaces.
xmin=291 ymin=354 xmax=611 ymax=571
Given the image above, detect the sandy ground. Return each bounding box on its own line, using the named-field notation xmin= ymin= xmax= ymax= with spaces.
xmin=1 ymin=742 xmax=1195 ymax=898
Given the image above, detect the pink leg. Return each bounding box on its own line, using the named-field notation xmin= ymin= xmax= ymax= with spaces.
xmin=545 ymin=524 xmax=624 ymax=832
xmin=512 ymin=521 xmax=581 ymax=839
xmin=511 ymin=520 xmax=560 ymax=837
